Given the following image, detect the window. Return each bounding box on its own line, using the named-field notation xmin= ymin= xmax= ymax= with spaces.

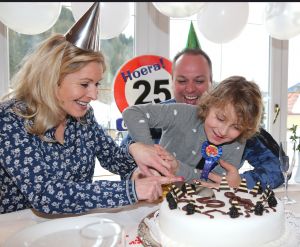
xmin=92 ymin=3 xmax=134 ymax=180
xmin=170 ymin=2 xmax=270 ymax=129
xmin=288 ymin=35 xmax=300 ymax=136
xmin=1 ymin=2 xmax=299 ymax=180
xmin=287 ymin=34 xmax=300 ymax=180
xmin=91 ymin=2 xmax=134 ymax=141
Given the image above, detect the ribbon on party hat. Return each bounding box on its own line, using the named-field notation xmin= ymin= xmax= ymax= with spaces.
xmin=200 ymin=141 xmax=222 ymax=180
xmin=65 ymin=2 xmax=101 ymax=52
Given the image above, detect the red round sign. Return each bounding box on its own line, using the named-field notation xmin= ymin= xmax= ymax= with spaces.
xmin=113 ymin=55 xmax=173 ymax=113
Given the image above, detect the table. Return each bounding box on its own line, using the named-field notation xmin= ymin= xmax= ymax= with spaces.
xmin=1 ymin=184 xmax=300 ymax=247
xmin=0 ymin=202 xmax=159 ymax=247
xmin=274 ymin=183 xmax=300 ymax=216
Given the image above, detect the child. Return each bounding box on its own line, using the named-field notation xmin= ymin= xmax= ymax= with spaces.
xmin=122 ymin=76 xmax=263 ymax=186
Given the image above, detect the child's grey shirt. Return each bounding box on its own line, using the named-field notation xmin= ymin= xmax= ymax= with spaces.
xmin=122 ymin=103 xmax=246 ymax=181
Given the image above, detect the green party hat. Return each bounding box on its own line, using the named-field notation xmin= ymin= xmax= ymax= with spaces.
xmin=186 ymin=21 xmax=201 ymax=49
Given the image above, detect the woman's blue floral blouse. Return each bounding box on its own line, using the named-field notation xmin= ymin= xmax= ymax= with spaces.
xmin=0 ymin=99 xmax=138 ymax=214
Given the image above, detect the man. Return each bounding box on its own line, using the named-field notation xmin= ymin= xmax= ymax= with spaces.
xmin=121 ymin=48 xmax=212 ymax=145
xmin=121 ymin=48 xmax=283 ymax=189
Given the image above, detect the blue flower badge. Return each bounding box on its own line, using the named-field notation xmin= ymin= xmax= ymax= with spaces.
xmin=200 ymin=141 xmax=222 ymax=180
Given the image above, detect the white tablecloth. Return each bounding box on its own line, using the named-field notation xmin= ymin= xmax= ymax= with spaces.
xmin=274 ymin=183 xmax=300 ymax=216
xmin=1 ymin=184 xmax=300 ymax=247
xmin=0 ymin=202 xmax=159 ymax=247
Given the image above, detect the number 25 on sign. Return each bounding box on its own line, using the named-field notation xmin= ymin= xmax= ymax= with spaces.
xmin=113 ymin=55 xmax=173 ymax=113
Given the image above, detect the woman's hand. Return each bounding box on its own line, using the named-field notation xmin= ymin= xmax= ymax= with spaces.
xmin=135 ymin=175 xmax=183 ymax=202
xmin=131 ymin=167 xmax=161 ymax=180
xmin=129 ymin=142 xmax=178 ymax=177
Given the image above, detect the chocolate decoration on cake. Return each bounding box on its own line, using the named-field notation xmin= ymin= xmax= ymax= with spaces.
xmin=229 ymin=205 xmax=240 ymax=218
xmin=181 ymin=183 xmax=196 ymax=196
xmin=249 ymin=181 xmax=261 ymax=197
xmin=224 ymin=192 xmax=235 ymax=199
xmin=181 ymin=183 xmax=187 ymax=193
xmin=257 ymin=182 xmax=263 ymax=194
xmin=239 ymin=198 xmax=254 ymax=209
xmin=244 ymin=210 xmax=251 ymax=218
xmin=166 ymin=190 xmax=178 ymax=209
xmin=166 ymin=191 xmax=176 ymax=202
xmin=231 ymin=198 xmax=241 ymax=213
xmin=206 ymin=200 xmax=225 ymax=208
xmin=165 ymin=180 xmax=278 ymax=219
xmin=186 ymin=203 xmax=196 ymax=215
xmin=235 ymin=178 xmax=248 ymax=193
xmin=182 ymin=203 xmax=203 ymax=213
xmin=158 ymin=179 xmax=285 ymax=247
xmin=260 ymin=185 xmax=272 ymax=202
xmin=219 ymin=176 xmax=230 ymax=190
xmin=196 ymin=197 xmax=225 ymax=208
xmin=196 ymin=196 xmax=213 ymax=204
xmin=178 ymin=198 xmax=196 ymax=204
xmin=267 ymin=193 xmax=278 ymax=207
xmin=171 ymin=184 xmax=184 ymax=199
xmin=254 ymin=201 xmax=264 ymax=215
xmin=202 ymin=209 xmax=227 ymax=219
xmin=168 ymin=197 xmax=178 ymax=210
xmin=191 ymin=183 xmax=197 ymax=191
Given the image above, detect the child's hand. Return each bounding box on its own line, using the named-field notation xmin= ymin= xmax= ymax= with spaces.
xmin=154 ymin=144 xmax=179 ymax=175
xmin=219 ymin=159 xmax=241 ymax=188
xmin=195 ymin=159 xmax=241 ymax=189
xmin=129 ymin=142 xmax=174 ymax=177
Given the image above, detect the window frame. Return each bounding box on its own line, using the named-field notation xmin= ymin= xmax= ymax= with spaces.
xmin=0 ymin=21 xmax=9 ymax=96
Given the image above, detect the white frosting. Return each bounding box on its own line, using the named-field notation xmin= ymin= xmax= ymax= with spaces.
xmin=158 ymin=221 xmax=296 ymax=247
xmin=158 ymin=187 xmax=285 ymax=247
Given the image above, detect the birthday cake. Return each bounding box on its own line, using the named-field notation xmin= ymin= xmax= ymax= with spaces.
xmin=157 ymin=178 xmax=286 ymax=247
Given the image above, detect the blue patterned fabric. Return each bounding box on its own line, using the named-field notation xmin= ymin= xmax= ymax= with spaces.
xmin=0 ymin=99 xmax=138 ymax=214
xmin=241 ymin=136 xmax=284 ymax=189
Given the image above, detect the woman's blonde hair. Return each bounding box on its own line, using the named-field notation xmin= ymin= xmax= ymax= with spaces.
xmin=3 ymin=34 xmax=106 ymax=137
xmin=198 ymin=76 xmax=263 ymax=142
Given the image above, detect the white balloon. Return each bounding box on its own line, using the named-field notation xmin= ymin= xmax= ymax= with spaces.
xmin=197 ymin=3 xmax=249 ymax=44
xmin=71 ymin=2 xmax=130 ymax=40
xmin=264 ymin=2 xmax=300 ymax=40
xmin=70 ymin=2 xmax=94 ymax=22
xmin=152 ymin=2 xmax=205 ymax=18
xmin=0 ymin=2 xmax=61 ymax=35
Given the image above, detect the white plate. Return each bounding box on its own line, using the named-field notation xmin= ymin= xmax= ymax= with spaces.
xmin=3 ymin=216 xmax=112 ymax=247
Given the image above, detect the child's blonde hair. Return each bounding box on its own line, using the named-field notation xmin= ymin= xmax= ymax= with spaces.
xmin=198 ymin=76 xmax=263 ymax=142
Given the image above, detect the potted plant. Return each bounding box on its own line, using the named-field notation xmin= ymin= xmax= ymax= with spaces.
xmin=289 ymin=124 xmax=300 ymax=182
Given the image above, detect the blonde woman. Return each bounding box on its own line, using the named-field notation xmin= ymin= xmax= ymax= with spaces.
xmin=0 ymin=34 xmax=182 ymax=214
